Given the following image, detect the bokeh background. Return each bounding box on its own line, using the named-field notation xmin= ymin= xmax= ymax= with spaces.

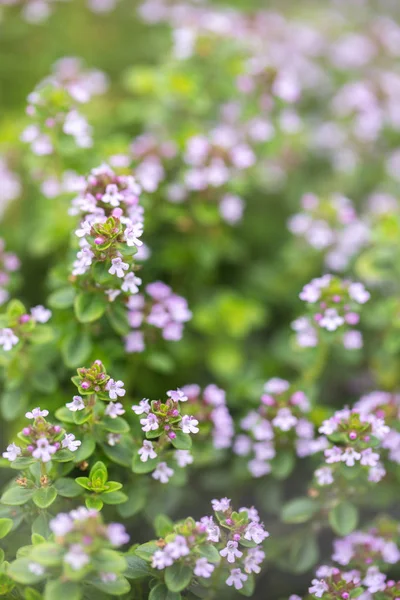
xmin=1 ymin=0 xmax=400 ymax=598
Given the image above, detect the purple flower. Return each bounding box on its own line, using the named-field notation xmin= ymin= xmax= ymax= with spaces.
xmin=152 ymin=462 xmax=174 ymax=484
xmin=132 ymin=398 xmax=150 ymax=415
xmin=66 ymin=395 xmax=85 ymax=412
xmin=220 ymin=541 xmax=243 ymax=564
xmin=64 ymin=544 xmax=90 ymax=570
xmin=107 ymin=523 xmax=130 ymax=547
xmin=211 ymin=497 xmax=231 ymax=512
xmin=61 ymin=433 xmax=81 ymax=452
xmin=30 ymin=305 xmax=52 ymax=323
xmin=194 ymin=558 xmax=215 ymax=578
xmin=167 ymin=388 xmax=188 ymax=402
xmin=138 ymin=440 xmax=157 ymax=462
xmin=106 ymin=379 xmax=126 ymax=400
xmin=140 ymin=413 xmax=159 ymax=432
xmin=244 ymin=522 xmax=269 ymax=544
xmin=226 ymin=568 xmax=248 ymax=590
xmin=2 ymin=442 xmax=21 ymax=462
xmin=180 ymin=415 xmax=199 ymax=434
xmin=25 ymin=407 xmax=49 ymax=419
xmin=105 ymin=402 xmax=125 ymax=419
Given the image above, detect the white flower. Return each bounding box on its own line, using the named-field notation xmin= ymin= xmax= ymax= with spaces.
xmin=272 ymin=408 xmax=297 ymax=431
xmin=138 ymin=440 xmax=157 ymax=462
xmin=132 ymin=399 xmax=150 ymax=415
xmin=140 ymin=413 xmax=159 ymax=432
xmin=61 ymin=433 xmax=82 ymax=452
xmin=211 ymin=497 xmax=231 ymax=512
xmin=2 ymin=442 xmax=21 ymax=462
xmin=108 ymin=257 xmax=129 ymax=278
xmin=360 ymin=448 xmax=380 ymax=467
xmin=348 ymin=282 xmax=370 ymax=304
xmin=341 ymin=447 xmax=361 ymax=467
xmin=194 ymin=558 xmax=215 ymax=578
xmin=244 ymin=522 xmax=269 ymax=544
xmin=264 ymin=378 xmax=289 ymax=394
xmin=165 ymin=535 xmax=190 ymax=559
xmin=102 ymin=183 xmax=124 ymax=207
xmin=152 ymin=549 xmax=173 ymax=570
xmin=152 ymin=462 xmax=174 ymax=484
xmin=49 ymin=513 xmax=73 ymax=536
xmin=174 ymin=449 xmax=193 ymax=467
xmin=124 ymin=222 xmax=143 ymax=247
xmin=0 ymin=328 xmax=19 ymax=351
xmin=64 ymin=544 xmax=90 ymax=571
xmin=167 ymin=389 xmax=188 ymax=402
xmin=121 ymin=272 xmax=142 ymax=294
xmin=32 ymin=437 xmax=57 ymax=462
xmin=66 ymin=395 xmax=85 ymax=412
xmin=319 ymin=308 xmax=344 ymax=331
xmin=309 ymin=578 xmax=329 ymax=598
xmin=180 ymin=415 xmax=199 ymax=434
xmin=105 ymin=402 xmax=125 ymax=419
xmin=315 ymin=466 xmax=334 ymax=486
xmin=106 ymin=379 xmax=126 ymax=400
xmin=28 ymin=562 xmax=45 ymax=576
xmin=25 ymin=407 xmax=49 ymax=419
xmin=226 ymin=568 xmax=248 ymax=590
xmin=31 ymin=305 xmax=52 ymax=323
xmin=220 ymin=541 xmax=243 ymax=564
xmin=75 ymin=219 xmax=92 ymax=238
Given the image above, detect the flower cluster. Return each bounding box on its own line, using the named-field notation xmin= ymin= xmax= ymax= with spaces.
xmin=355 ymin=391 xmax=400 ymax=465
xmin=313 ymin=408 xmax=389 ymax=487
xmin=2 ymin=407 xmax=80 ymax=463
xmin=306 ymin=564 xmax=400 ymax=599
xmin=0 ymin=300 xmax=52 ymax=352
xmin=179 ymin=383 xmax=234 ymax=450
xmin=288 ymin=192 xmax=370 ymax=271
xmin=144 ymin=499 xmax=268 ymax=592
xmin=21 ymin=81 xmax=92 ymax=155
xmin=69 ymin=163 xmax=143 ymax=301
xmin=292 ymin=275 xmax=370 ymax=349
xmin=332 ymin=528 xmax=400 ymax=570
xmin=132 ymin=387 xmax=201 ymax=483
xmin=68 ymin=359 xmax=126 ymax=418
xmin=234 ymin=378 xmax=326 ymax=478
xmin=124 ymin=281 xmax=192 ymax=352
xmin=0 ymin=239 xmax=20 ymax=306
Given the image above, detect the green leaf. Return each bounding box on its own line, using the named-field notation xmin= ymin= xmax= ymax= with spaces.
xmin=48 ymin=287 xmax=76 ymax=309
xmin=165 ymin=563 xmax=192 ymax=592
xmin=102 ymin=416 xmax=130 ymax=434
xmin=1 ymin=389 xmax=28 ymax=421
xmin=54 ymin=406 xmax=75 ymax=424
xmin=197 ymin=544 xmax=221 ymax=564
xmin=32 ymin=487 xmax=57 ymax=509
xmin=150 ymin=583 xmax=181 ymax=600
xmin=61 ymin=330 xmax=92 ymax=368
xmin=154 ymin=514 xmax=174 ymax=537
xmin=75 ymin=477 xmax=92 ymax=491
xmin=108 ymin=302 xmax=131 ymax=336
xmin=92 ymin=550 xmax=127 ymax=573
xmin=0 ymin=518 xmax=13 ymax=538
xmin=86 ymin=496 xmax=103 ymax=511
xmin=135 ymin=542 xmax=159 ymax=562
xmin=132 ymin=453 xmax=159 ymax=474
xmin=271 ymin=450 xmax=295 ymax=480
xmin=30 ymin=543 xmax=64 ymax=566
xmin=74 ymin=292 xmax=107 ymax=323
xmin=32 ymin=513 xmax=51 ymax=538
xmin=117 ymin=483 xmax=147 ymax=518
xmin=30 ymin=325 xmax=55 ymax=345
xmin=8 ymin=456 xmax=36 ymax=470
xmin=89 ymin=574 xmax=130 ymax=596
xmin=124 ymin=554 xmax=154 ymax=580
xmin=100 ymin=491 xmax=128 ymax=505
xmin=281 ymin=497 xmax=319 ymax=524
xmin=329 ymin=501 xmax=359 ymax=536
xmin=170 ymin=431 xmax=192 ymax=451
xmin=238 ymin=574 xmax=255 ymax=597
xmin=54 ymin=478 xmax=82 ymax=498
xmin=32 ymin=370 xmax=58 ymax=394
xmin=1 ymin=486 xmax=34 ymax=506
xmin=73 ymin=435 xmax=96 ymax=462
xmin=286 ymin=534 xmax=319 ymax=574
xmin=44 ymin=580 xmax=82 ymax=600
xmin=24 ymin=587 xmax=43 ymax=600
xmin=8 ymin=558 xmax=47 ymax=584
xmin=101 ymin=441 xmax=133 ymax=467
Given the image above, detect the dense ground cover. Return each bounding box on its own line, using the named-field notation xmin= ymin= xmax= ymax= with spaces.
xmin=0 ymin=0 xmax=400 ymax=598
